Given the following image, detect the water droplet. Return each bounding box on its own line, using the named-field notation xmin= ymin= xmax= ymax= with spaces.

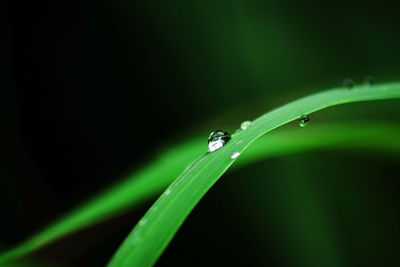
xmin=342 ymin=79 xmax=354 ymax=89
xmin=131 ymin=232 xmax=142 ymax=244
xmin=363 ymin=75 xmax=374 ymax=87
xmin=230 ymin=152 xmax=241 ymax=159
xmin=236 ymin=140 xmax=243 ymax=144
xmin=299 ymin=115 xmax=310 ymax=127
xmin=208 ymin=130 xmax=231 ymax=152
xmin=165 ymin=189 xmax=171 ymax=195
xmin=233 ymin=129 xmax=241 ymax=135
xmin=240 ymin=121 xmax=252 ymax=130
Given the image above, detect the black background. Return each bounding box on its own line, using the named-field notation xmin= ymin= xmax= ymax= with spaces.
xmin=1 ymin=0 xmax=400 ymax=266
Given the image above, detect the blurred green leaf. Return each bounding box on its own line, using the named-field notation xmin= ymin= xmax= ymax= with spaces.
xmin=1 ymin=83 xmax=400 ymax=265
xmin=107 ymin=82 xmax=400 ymax=266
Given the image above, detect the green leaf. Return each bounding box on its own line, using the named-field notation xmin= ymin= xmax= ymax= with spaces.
xmin=2 ymin=124 xmax=400 ymax=265
xmin=107 ymin=82 xmax=400 ymax=267
xmin=1 ymin=84 xmax=400 ymax=265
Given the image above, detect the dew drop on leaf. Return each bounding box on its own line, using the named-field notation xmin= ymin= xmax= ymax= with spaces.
xmin=343 ymin=78 xmax=354 ymax=89
xmin=230 ymin=152 xmax=241 ymax=159
xmin=240 ymin=121 xmax=252 ymax=130
xmin=299 ymin=115 xmax=310 ymax=127
xmin=208 ymin=130 xmax=231 ymax=152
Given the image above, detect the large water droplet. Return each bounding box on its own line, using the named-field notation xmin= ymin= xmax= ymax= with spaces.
xmin=299 ymin=115 xmax=310 ymax=127
xmin=240 ymin=121 xmax=252 ymax=130
xmin=343 ymin=79 xmax=354 ymax=89
xmin=363 ymin=75 xmax=374 ymax=87
xmin=208 ymin=130 xmax=231 ymax=152
xmin=230 ymin=152 xmax=241 ymax=159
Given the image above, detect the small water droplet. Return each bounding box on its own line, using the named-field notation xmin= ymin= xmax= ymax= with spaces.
xmin=139 ymin=219 xmax=147 ymax=226
xmin=208 ymin=130 xmax=231 ymax=152
xmin=236 ymin=140 xmax=243 ymax=144
xmin=299 ymin=115 xmax=310 ymax=127
xmin=230 ymin=152 xmax=241 ymax=159
xmin=343 ymin=79 xmax=354 ymax=89
xmin=363 ymin=75 xmax=374 ymax=87
xmin=233 ymin=129 xmax=241 ymax=135
xmin=130 ymin=232 xmax=142 ymax=244
xmin=240 ymin=121 xmax=252 ymax=130
xmin=165 ymin=189 xmax=171 ymax=195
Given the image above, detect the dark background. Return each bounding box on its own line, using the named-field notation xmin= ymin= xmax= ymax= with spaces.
xmin=1 ymin=0 xmax=400 ymax=266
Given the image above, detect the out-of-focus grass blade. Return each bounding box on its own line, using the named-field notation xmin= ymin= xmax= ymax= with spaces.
xmin=1 ymin=86 xmax=400 ymax=265
xmin=0 ymin=139 xmax=204 ymax=264
xmin=238 ymin=121 xmax=400 ymax=167
xmin=2 ymin=125 xmax=399 ymax=265
xmin=107 ymin=82 xmax=400 ymax=266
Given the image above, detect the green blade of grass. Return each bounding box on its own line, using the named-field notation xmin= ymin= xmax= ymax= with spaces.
xmin=1 ymin=88 xmax=400 ymax=265
xmin=239 ymin=121 xmax=400 ymax=167
xmin=1 ymin=125 xmax=399 ymax=266
xmin=107 ymin=82 xmax=400 ymax=267
xmin=1 ymin=122 xmax=400 ymax=265
xmin=0 ymin=139 xmax=204 ymax=264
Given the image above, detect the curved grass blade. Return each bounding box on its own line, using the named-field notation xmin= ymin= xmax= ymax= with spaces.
xmin=0 ymin=122 xmax=400 ymax=263
xmin=1 ymin=122 xmax=400 ymax=264
xmin=0 ymin=139 xmax=204 ymax=264
xmin=108 ymin=82 xmax=400 ymax=266
xmin=239 ymin=121 xmax=400 ymax=167
xmin=1 ymin=93 xmax=400 ymax=263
